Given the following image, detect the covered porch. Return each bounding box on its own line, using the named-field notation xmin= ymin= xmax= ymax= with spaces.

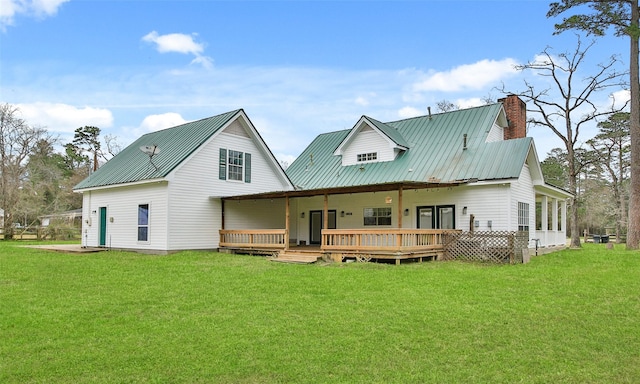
xmin=218 ymin=181 xmax=464 ymax=264
xmin=535 ymin=186 xmax=569 ymax=250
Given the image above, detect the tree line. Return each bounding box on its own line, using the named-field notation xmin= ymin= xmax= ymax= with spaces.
xmin=0 ymin=103 xmax=119 ymax=239
xmin=541 ymin=112 xmax=630 ymax=241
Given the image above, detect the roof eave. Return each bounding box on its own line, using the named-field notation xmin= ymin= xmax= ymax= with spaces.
xmin=74 ymin=178 xmax=168 ymax=193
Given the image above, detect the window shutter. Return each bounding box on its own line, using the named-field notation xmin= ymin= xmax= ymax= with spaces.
xmin=219 ymin=148 xmax=227 ymax=180
xmin=244 ymin=153 xmax=251 ymax=183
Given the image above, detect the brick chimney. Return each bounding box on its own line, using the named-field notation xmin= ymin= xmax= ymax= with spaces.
xmin=498 ymin=95 xmax=527 ymax=140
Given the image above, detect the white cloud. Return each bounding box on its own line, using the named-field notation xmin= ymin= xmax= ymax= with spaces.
xmin=16 ymin=102 xmax=113 ymax=133
xmin=142 ymin=31 xmax=213 ymax=69
xmin=142 ymin=31 xmax=204 ymax=55
xmin=610 ymin=89 xmax=631 ymax=110
xmin=455 ymin=98 xmax=484 ymax=109
xmin=190 ymin=55 xmax=214 ymax=70
xmin=354 ymin=92 xmax=377 ymax=107
xmin=1 ymin=0 xmax=69 ymax=29
xmin=413 ymin=58 xmax=519 ymax=92
xmin=354 ymin=96 xmax=369 ymax=106
xmin=140 ymin=113 xmax=188 ymax=132
xmin=398 ymin=106 xmax=423 ymax=119
xmin=275 ymin=153 xmax=297 ymax=169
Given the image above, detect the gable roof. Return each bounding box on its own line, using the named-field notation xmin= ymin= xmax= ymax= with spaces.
xmin=75 ymin=109 xmax=285 ymax=191
xmin=333 ymin=116 xmax=409 ymax=156
xmin=286 ymin=103 xmax=533 ymax=190
xmin=365 ymin=116 xmax=410 ymax=148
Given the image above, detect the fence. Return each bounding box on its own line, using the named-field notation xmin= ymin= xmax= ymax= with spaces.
xmin=443 ymin=231 xmax=529 ymax=264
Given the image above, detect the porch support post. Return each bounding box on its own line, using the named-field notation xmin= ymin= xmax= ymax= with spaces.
xmin=541 ymin=195 xmax=548 ymax=241
xmin=285 ymin=195 xmax=290 ymax=250
xmin=561 ymin=199 xmax=567 ymax=236
xmin=552 ymin=198 xmax=558 ymax=245
xmin=323 ymin=193 xmax=329 ymax=247
xmin=221 ymin=199 xmax=225 ymax=230
xmin=398 ymin=186 xmax=403 ymax=229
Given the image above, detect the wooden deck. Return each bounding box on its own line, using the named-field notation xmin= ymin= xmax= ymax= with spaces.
xmin=219 ymin=229 xmax=458 ymax=264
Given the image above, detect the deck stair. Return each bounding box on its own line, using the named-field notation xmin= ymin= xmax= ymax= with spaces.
xmin=270 ymin=250 xmax=323 ymax=264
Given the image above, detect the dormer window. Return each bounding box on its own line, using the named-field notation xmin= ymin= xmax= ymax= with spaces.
xmin=334 ymin=116 xmax=409 ymax=167
xmin=357 ymin=152 xmax=377 ymax=162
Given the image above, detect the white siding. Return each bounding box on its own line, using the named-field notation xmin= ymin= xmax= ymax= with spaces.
xmin=224 ymin=199 xmax=286 ymax=230
xmin=80 ymin=182 xmax=169 ymax=251
xmin=486 ymin=123 xmax=504 ymax=143
xmin=342 ymin=130 xmax=395 ymax=166
xmin=511 ymin=164 xmax=536 ymax=235
xmin=79 ymin=115 xmax=292 ymax=252
xmin=290 ymin=184 xmax=515 ymax=244
xmin=166 ymin=128 xmax=291 ymax=250
xmin=223 ymin=119 xmax=250 ymax=138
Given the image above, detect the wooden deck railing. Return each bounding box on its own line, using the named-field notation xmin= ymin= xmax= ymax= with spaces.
xmin=219 ymin=229 xmax=287 ymax=249
xmin=219 ymin=228 xmax=460 ymax=254
xmin=322 ymin=229 xmax=460 ymax=253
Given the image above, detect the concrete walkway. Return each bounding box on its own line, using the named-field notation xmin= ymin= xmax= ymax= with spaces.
xmin=24 ymin=244 xmax=107 ymax=253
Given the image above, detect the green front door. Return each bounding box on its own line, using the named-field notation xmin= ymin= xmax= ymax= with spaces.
xmin=99 ymin=207 xmax=107 ymax=247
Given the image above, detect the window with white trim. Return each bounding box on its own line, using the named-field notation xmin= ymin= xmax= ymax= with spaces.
xmin=364 ymin=207 xmax=392 ymax=226
xmin=138 ymin=204 xmax=149 ymax=242
xmin=219 ymin=148 xmax=252 ymax=183
xmin=518 ymin=202 xmax=529 ymax=231
xmin=228 ymin=150 xmax=244 ymax=181
xmin=357 ymin=152 xmax=377 ymax=162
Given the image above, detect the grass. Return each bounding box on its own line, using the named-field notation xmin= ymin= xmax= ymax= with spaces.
xmin=1 ymin=242 xmax=639 ymax=383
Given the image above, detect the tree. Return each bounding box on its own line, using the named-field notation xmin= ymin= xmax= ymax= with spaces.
xmin=0 ymin=103 xmax=49 ymax=239
xmin=72 ymin=126 xmax=102 ymax=172
xmin=541 ymin=148 xmax=570 ymax=189
xmin=436 ymin=100 xmax=458 ymax=113
xmin=505 ymin=37 xmax=627 ymax=247
xmin=16 ymin=137 xmax=84 ymax=229
xmin=548 ymin=0 xmax=640 ymax=248
xmin=587 ymin=112 xmax=631 ymax=240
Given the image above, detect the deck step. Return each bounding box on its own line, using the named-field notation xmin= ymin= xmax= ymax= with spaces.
xmin=270 ymin=252 xmax=322 ymax=264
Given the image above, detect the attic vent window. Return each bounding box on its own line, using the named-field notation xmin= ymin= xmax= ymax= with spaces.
xmin=357 ymin=152 xmax=377 ymax=162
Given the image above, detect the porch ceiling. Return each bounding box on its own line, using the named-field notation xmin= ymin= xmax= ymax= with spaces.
xmin=219 ymin=180 xmax=467 ymax=201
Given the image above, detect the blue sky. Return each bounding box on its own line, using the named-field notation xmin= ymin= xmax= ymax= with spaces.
xmin=0 ymin=0 xmax=630 ymax=164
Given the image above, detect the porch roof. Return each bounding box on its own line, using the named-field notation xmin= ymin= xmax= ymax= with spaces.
xmin=218 ymin=180 xmax=471 ymax=201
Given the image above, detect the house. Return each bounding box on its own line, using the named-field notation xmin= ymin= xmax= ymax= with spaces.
xmin=39 ymin=208 xmax=83 ymax=227
xmin=74 ymin=110 xmax=293 ymax=253
xmin=75 ymin=95 xmax=570 ymax=260
xmin=219 ymin=95 xmax=570 ymax=261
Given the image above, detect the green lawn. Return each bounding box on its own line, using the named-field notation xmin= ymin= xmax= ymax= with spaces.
xmin=1 ymin=242 xmax=639 ymax=383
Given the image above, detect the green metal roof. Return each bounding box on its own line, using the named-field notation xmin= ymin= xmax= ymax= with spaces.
xmin=75 ymin=110 xmax=241 ymax=190
xmin=364 ymin=116 xmax=410 ymax=148
xmin=286 ymin=103 xmax=533 ymax=190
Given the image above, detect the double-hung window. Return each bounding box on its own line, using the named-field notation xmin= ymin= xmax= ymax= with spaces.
xmin=518 ymin=202 xmax=530 ymax=231
xmin=227 ymin=150 xmax=244 ymax=181
xmin=219 ymin=148 xmax=252 ymax=183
